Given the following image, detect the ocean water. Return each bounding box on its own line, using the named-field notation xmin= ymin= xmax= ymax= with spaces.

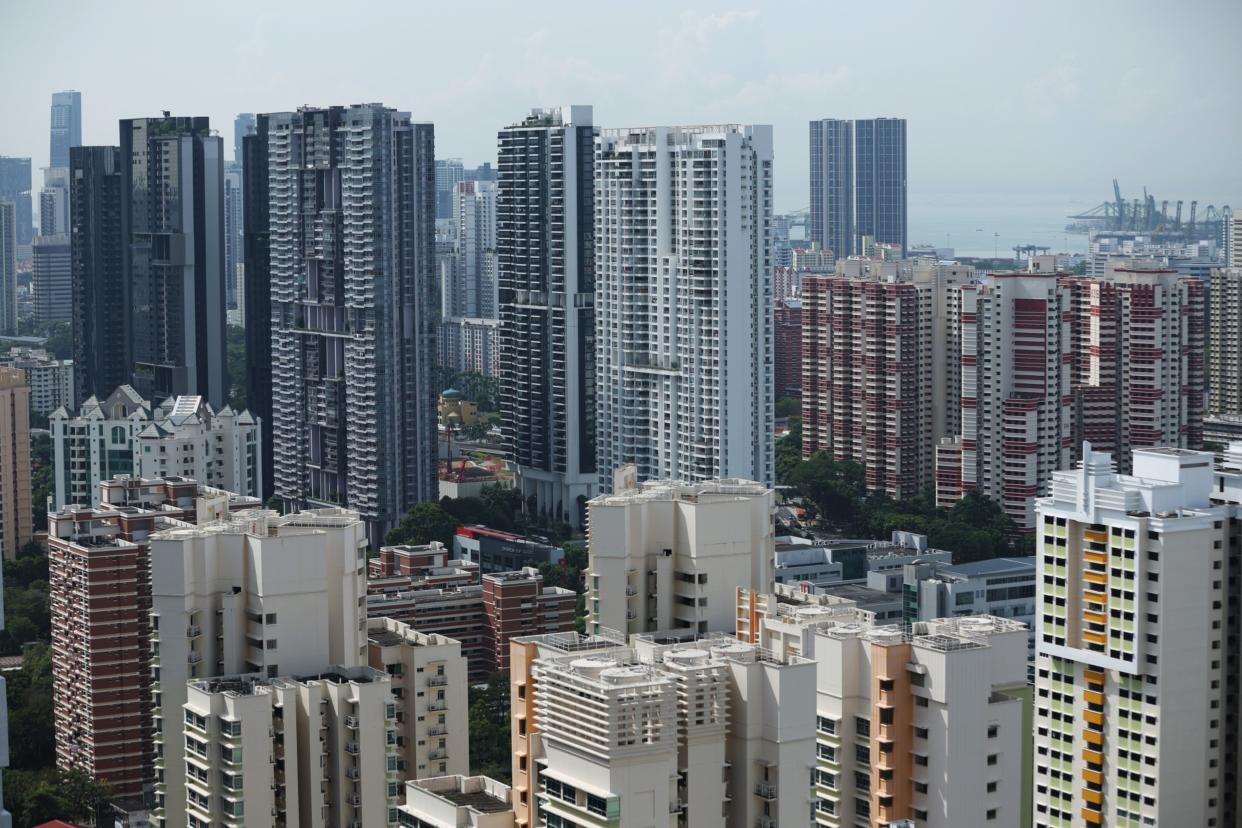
xmin=909 ymin=191 xmax=1093 ymax=259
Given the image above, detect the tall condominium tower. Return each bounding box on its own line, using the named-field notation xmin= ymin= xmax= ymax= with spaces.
xmin=936 ymin=263 xmax=1074 ymax=528
xmin=222 ymin=164 xmax=242 ymax=310
xmin=241 ymin=129 xmax=273 ymax=499
xmin=0 ymin=368 xmax=31 ymax=560
xmin=435 ymin=157 xmax=465 ymax=220
xmin=120 ymin=116 xmax=227 ymax=408
xmin=1033 ymin=446 xmax=1242 ymax=827
xmin=69 ymin=145 xmax=128 ymax=402
xmin=585 ymin=468 xmax=775 ymax=637
xmin=49 ymin=91 xmax=82 ymax=168
xmin=809 ymin=117 xmax=907 ymax=258
xmin=0 ymin=157 xmax=33 ymax=248
xmin=449 ymin=181 xmax=497 ymax=319
xmin=1067 ymin=262 xmax=1205 ymax=468
xmin=595 ymin=123 xmax=774 ymax=489
xmin=1210 ymin=267 xmax=1242 ymax=415
xmin=245 ymin=105 xmax=438 ymax=546
xmin=497 ymin=106 xmax=598 ymax=524
xmin=0 ymin=202 xmax=14 ymax=335
xmin=39 ymin=166 xmax=70 ymax=236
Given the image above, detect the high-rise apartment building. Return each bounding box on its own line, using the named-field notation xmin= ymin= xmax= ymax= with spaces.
xmin=0 ymin=202 xmax=15 ymax=335
xmin=49 ymin=476 xmax=260 ymax=806
xmin=774 ymin=297 xmax=802 ymax=399
xmin=1209 ymin=268 xmax=1242 ymax=415
xmin=69 ymin=145 xmax=128 ymax=403
xmin=232 ymin=113 xmax=254 ymax=164
xmin=0 ymin=157 xmax=33 ymax=249
xmin=32 ymin=233 xmax=71 ymax=324
xmin=50 ymin=91 xmax=82 ymax=168
xmin=585 ymin=469 xmax=774 ymax=637
xmin=120 ymin=116 xmax=227 ymax=407
xmin=245 ymin=105 xmax=438 ymax=547
xmin=1067 ymin=262 xmax=1205 ymax=469
xmin=497 ymin=106 xmax=598 ymax=524
xmin=178 ymin=666 xmax=400 ymax=828
xmin=936 ymin=263 xmax=1074 ymax=527
xmin=441 ymin=181 xmax=499 ymax=376
xmin=438 ymin=316 xmax=500 ymax=377
xmin=0 ymin=347 xmax=74 ymax=416
xmin=435 ymin=158 xmax=466 ymax=220
xmin=809 ymin=118 xmax=907 ymax=258
xmin=149 ymin=506 xmax=369 ymax=828
xmin=1032 ymin=445 xmax=1242 ymax=827
xmin=810 ymin=614 xmax=1028 ymax=828
xmin=595 ymin=123 xmax=774 ymax=489
xmin=49 ymin=386 xmax=263 ymax=509
xmin=510 ymin=631 xmax=815 ymax=828
xmin=240 ymin=128 xmax=273 ymax=500
xmin=0 ymin=369 xmax=30 ymax=559
xmin=801 ymin=260 xmax=973 ymax=500
xmin=222 ymin=164 xmax=243 ymax=311
xmin=366 ymin=617 xmax=470 ymax=779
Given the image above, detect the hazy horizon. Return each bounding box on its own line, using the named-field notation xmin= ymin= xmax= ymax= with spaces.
xmin=2 ymin=0 xmax=1238 ymax=218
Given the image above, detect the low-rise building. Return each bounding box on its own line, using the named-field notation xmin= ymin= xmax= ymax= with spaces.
xmin=453 ymin=526 xmax=564 ymax=573
xmin=774 ymin=532 xmax=952 ymax=587
xmin=398 ymin=775 xmax=514 ymax=827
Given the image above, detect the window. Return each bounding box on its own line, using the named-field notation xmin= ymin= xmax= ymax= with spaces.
xmin=855 ymin=716 xmax=871 ymax=737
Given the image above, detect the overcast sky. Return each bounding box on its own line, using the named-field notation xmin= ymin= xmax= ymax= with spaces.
xmin=2 ymin=0 xmax=1239 ymax=213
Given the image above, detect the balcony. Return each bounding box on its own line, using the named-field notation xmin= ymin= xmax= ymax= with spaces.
xmin=187 ymin=651 xmax=203 ymax=664
xmin=346 ymin=767 xmax=361 ymax=780
xmin=429 ymin=749 xmax=448 ymax=760
xmin=345 ymin=742 xmax=360 ymax=755
xmin=186 ymin=625 xmax=202 ymax=638
xmin=754 ymin=782 xmax=777 ymax=800
xmin=427 ymin=700 xmax=447 ymax=712
xmin=344 ymin=715 xmax=359 ymax=730
xmin=427 ymin=675 xmax=448 ymax=687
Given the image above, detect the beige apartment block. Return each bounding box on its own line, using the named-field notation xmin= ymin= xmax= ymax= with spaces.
xmin=0 ymin=367 xmax=30 ymax=559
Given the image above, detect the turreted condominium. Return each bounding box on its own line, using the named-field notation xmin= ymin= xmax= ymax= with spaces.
xmin=594 ymin=123 xmax=775 ymax=489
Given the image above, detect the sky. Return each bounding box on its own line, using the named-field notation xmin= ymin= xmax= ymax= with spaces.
xmin=2 ymin=0 xmax=1240 ymax=234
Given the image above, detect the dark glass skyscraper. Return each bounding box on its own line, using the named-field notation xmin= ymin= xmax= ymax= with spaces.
xmin=50 ymin=90 xmax=82 ymax=169
xmin=245 ymin=105 xmax=438 ymax=546
xmin=120 ymin=116 xmax=227 ymax=407
xmin=809 ymin=117 xmax=907 ymax=257
xmin=241 ymin=126 xmax=272 ymax=499
xmin=69 ymin=145 xmax=128 ymax=402
xmin=0 ymin=157 xmax=33 ymax=246
xmin=497 ymin=106 xmax=597 ymax=525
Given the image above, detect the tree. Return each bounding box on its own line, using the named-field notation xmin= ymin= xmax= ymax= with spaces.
xmin=226 ymin=324 xmax=248 ymax=411
xmin=385 ymin=502 xmax=459 ymax=548
xmin=43 ymin=321 xmax=73 ymax=360
xmin=775 ymin=417 xmax=802 ymax=487
xmin=468 ymin=673 xmax=511 ymax=783
xmin=774 ymin=396 xmax=800 ymax=419
xmin=30 ymin=433 xmax=52 ymax=531
xmin=6 ymin=768 xmax=111 ymax=827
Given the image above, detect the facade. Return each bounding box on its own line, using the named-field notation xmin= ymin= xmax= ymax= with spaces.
xmin=1067 ymin=262 xmax=1205 ymax=470
xmin=246 ymin=105 xmax=438 ymax=547
xmin=120 ymin=116 xmax=227 ymax=408
xmin=586 ymin=469 xmax=774 ymax=637
xmin=1032 ymin=445 xmax=1242 ymax=827
xmin=452 ymin=525 xmax=564 ymax=573
xmin=774 ymin=297 xmax=802 ymax=399
xmin=0 ymin=347 xmax=74 ymax=416
xmin=0 ymin=202 xmax=14 ymax=334
xmin=69 ymin=145 xmax=128 ymax=403
xmin=50 ymin=91 xmax=83 ymax=168
xmin=240 ymin=128 xmax=273 ymax=499
xmin=439 ymin=316 xmax=500 ymax=378
xmin=801 ymin=260 xmax=972 ymax=500
xmin=497 ymin=106 xmax=598 ymax=525
xmin=436 ymin=158 xmax=466 ymax=220
xmin=398 ymin=775 xmax=514 ymax=827
xmin=510 ymin=632 xmax=815 ymax=828
xmin=232 ymin=113 xmax=254 ymax=164
xmin=937 ymin=263 xmax=1074 ymax=527
xmin=0 ymin=157 xmax=32 ymax=248
xmin=447 ymin=181 xmax=497 ymax=319
xmin=149 ymin=506 xmax=369 ymax=828
xmin=49 ymin=386 xmax=263 ymax=509
xmin=40 ymin=165 xmax=70 ymax=236
xmin=811 ymin=615 xmax=1028 ymax=828
xmin=809 ymin=118 xmax=907 ymax=258
xmin=48 ymin=476 xmax=258 ymax=805
xmin=32 ymin=233 xmax=72 ymax=324
xmin=366 ymin=558 xmax=574 ymax=682
xmin=222 ymin=163 xmax=243 ymax=310
xmin=367 ymin=617 xmax=470 ymax=779
xmin=178 ymin=667 xmax=399 ymax=828
xmin=595 ymin=123 xmax=774 ymax=489
xmin=0 ymin=369 xmax=30 ymax=559
xmin=1210 ymin=267 xmax=1242 ymax=415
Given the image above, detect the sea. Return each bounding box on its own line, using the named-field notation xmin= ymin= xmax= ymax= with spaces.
xmin=908 ymin=191 xmax=1094 ymax=259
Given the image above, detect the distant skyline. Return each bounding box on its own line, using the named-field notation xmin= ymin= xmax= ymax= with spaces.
xmin=2 ymin=0 xmax=1238 ymax=222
